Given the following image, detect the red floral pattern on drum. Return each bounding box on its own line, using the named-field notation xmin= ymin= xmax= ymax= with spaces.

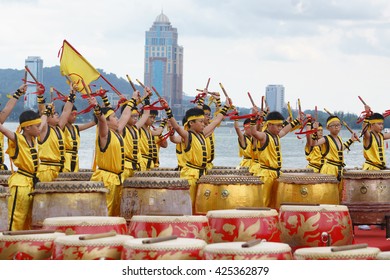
xmin=52 ymin=244 xmax=124 ymax=260
xmin=0 ymin=240 xmax=55 ymax=260
xmin=279 ymin=209 xmax=353 ymax=250
xmin=128 ymin=221 xmax=211 ymax=243
xmin=122 ymin=247 xmax=204 ymax=260
xmin=43 ymin=224 xmax=127 ymax=235
xmin=204 ymin=251 xmax=292 ymax=260
xmin=208 ymin=216 xmax=281 ymax=243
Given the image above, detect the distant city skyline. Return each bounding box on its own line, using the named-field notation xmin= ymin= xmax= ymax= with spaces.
xmin=24 ymin=56 xmax=43 ymax=109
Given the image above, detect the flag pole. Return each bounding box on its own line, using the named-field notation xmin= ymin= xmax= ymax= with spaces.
xmin=99 ymin=75 xmax=123 ymax=97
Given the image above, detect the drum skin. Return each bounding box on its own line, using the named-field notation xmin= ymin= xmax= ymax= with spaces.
xmin=128 ymin=215 xmax=211 ymax=243
xmin=121 ymin=178 xmax=192 ymax=221
xmin=52 ymin=234 xmax=132 ymax=260
xmin=0 ymin=232 xmax=65 ymax=260
xmin=121 ymin=237 xmax=206 ymax=260
xmin=0 ymin=186 xmax=9 ymax=231
xmin=42 ymin=216 xmax=127 ymax=235
xmin=294 ymin=246 xmax=380 ymax=260
xmin=203 ymin=241 xmax=292 ymax=260
xmin=31 ymin=181 xmax=108 ymax=229
xmin=206 ymin=209 xmax=280 ymax=243
xmin=342 ymin=170 xmax=390 ymax=203
xmin=275 ymin=173 xmax=340 ymax=209
xmin=278 ymin=204 xmax=353 ymax=251
xmin=195 ymin=175 xmax=264 ymax=215
xmin=376 ymin=251 xmax=390 ymax=260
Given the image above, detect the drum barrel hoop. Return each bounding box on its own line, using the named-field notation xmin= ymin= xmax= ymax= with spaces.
xmin=343 ymin=171 xmax=390 ymax=179
xmin=197 ymin=176 xmax=262 ymax=185
xmin=30 ymin=189 xmax=109 ymax=195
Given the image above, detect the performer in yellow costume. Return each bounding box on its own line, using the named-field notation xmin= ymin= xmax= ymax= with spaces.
xmin=161 ymin=96 xmax=232 ymax=211
xmin=89 ymin=95 xmax=135 ymax=216
xmin=305 ymin=121 xmax=324 ymax=173
xmin=250 ymin=109 xmax=303 ymax=207
xmin=361 ymin=111 xmax=390 ymax=170
xmin=234 ymin=118 xmax=253 ymax=168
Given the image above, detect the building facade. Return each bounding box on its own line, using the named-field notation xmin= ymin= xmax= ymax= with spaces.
xmin=144 ymin=12 xmax=184 ymax=117
xmin=24 ymin=56 xmax=43 ymax=109
xmin=265 ymin=85 xmax=285 ymax=113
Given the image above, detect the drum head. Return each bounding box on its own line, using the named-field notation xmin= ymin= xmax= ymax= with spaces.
xmin=123 ymin=177 xmax=190 ymax=189
xmin=198 ymin=175 xmax=262 ymax=185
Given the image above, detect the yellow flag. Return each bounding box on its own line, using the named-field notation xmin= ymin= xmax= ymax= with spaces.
xmin=59 ymin=40 xmax=100 ymax=95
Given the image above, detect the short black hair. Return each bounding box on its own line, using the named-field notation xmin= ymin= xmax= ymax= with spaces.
xmin=203 ymin=104 xmax=211 ymax=112
xmin=369 ymin=113 xmax=384 ymax=121
xmin=243 ymin=118 xmax=251 ymax=125
xmin=266 ymin=111 xmax=284 ymax=121
xmin=19 ymin=110 xmax=40 ymax=125
xmin=93 ymin=107 xmax=115 ymax=123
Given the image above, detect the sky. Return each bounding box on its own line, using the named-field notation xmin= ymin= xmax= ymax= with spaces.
xmin=1 ymin=0 xmax=390 ymax=114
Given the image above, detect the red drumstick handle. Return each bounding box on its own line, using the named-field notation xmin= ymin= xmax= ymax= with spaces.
xmin=247 ymin=92 xmax=256 ymax=107
xmin=358 ymin=96 xmax=367 ymax=106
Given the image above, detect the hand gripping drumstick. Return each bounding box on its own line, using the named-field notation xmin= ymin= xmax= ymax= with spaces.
xmin=331 ymin=243 xmax=368 ymax=252
xmin=79 ymin=231 xmax=116 ymax=240
xmin=142 ymin=235 xmax=178 ymax=244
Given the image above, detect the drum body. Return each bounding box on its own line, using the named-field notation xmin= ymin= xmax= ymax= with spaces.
xmin=43 ymin=216 xmax=127 ymax=235
xmin=207 ymin=209 xmax=280 ymax=243
xmin=31 ymin=181 xmax=108 ymax=229
xmin=0 ymin=186 xmax=9 ymax=231
xmin=134 ymin=171 xmax=180 ymax=178
xmin=342 ymin=170 xmax=390 ymax=226
xmin=206 ymin=169 xmax=252 ymax=176
xmin=121 ymin=178 xmax=192 ymax=221
xmin=376 ymin=251 xmax=390 ymax=260
xmin=0 ymin=232 xmax=65 ymax=260
xmin=279 ymin=204 xmax=353 ymax=250
xmin=121 ymin=238 xmax=206 ymax=260
xmin=294 ymin=246 xmax=380 ymax=260
xmin=55 ymin=172 xmax=93 ymax=181
xmin=275 ymin=173 xmax=340 ymax=209
xmin=280 ymin=168 xmax=314 ymax=173
xmin=195 ymin=175 xmax=263 ymax=214
xmin=52 ymin=234 xmax=132 ymax=260
xmin=129 ymin=215 xmax=211 ymax=242
xmin=203 ymin=241 xmax=292 ymax=260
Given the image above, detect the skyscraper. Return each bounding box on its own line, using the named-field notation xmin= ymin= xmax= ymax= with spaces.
xmin=265 ymin=85 xmax=285 ymax=112
xmin=25 ymin=56 xmax=43 ymax=109
xmin=144 ymin=12 xmax=184 ymax=117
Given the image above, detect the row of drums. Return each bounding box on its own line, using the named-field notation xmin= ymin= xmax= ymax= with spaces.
xmin=0 ymin=208 xmax=388 ymax=260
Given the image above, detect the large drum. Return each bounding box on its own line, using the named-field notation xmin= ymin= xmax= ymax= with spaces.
xmin=203 ymin=241 xmax=292 ymax=260
xmin=279 ymin=204 xmax=353 ymax=251
xmin=52 ymin=234 xmax=132 ymax=260
xmin=212 ymin=166 xmax=249 ymax=171
xmin=0 ymin=232 xmax=65 ymax=260
xmin=294 ymin=246 xmax=380 ymax=260
xmin=42 ymin=216 xmax=127 ymax=235
xmin=376 ymin=251 xmax=390 ymax=260
xmin=134 ymin=170 xmax=180 ymax=178
xmin=152 ymin=167 xmax=177 ymax=171
xmin=121 ymin=178 xmax=192 ymax=221
xmin=0 ymin=175 xmax=9 ymax=187
xmin=206 ymin=168 xmax=252 ymax=176
xmin=195 ymin=175 xmax=264 ymax=214
xmin=128 ymin=215 xmax=211 ymax=243
xmin=342 ymin=170 xmax=390 ymax=226
xmin=275 ymin=173 xmax=340 ymax=209
xmin=31 ymin=181 xmax=108 ymax=229
xmin=0 ymin=186 xmax=9 ymax=231
xmin=121 ymin=237 xmax=206 ymax=260
xmin=280 ymin=168 xmax=314 ymax=173
xmin=206 ymin=209 xmax=280 ymax=243
xmin=55 ymin=172 xmax=93 ymax=181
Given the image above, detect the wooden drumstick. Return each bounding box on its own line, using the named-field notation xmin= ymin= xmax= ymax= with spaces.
xmin=136 ymin=79 xmax=146 ymax=89
xmin=126 ymin=74 xmax=137 ymax=91
xmin=342 ymin=121 xmax=361 ymax=142
xmin=219 ymin=82 xmax=229 ymax=99
xmin=247 ymin=92 xmax=256 ymax=107
xmin=142 ymin=235 xmax=178 ymax=244
xmin=331 ymin=243 xmax=368 ymax=252
xmin=324 ymin=108 xmax=333 ymax=116
xmin=24 ymin=65 xmax=39 ymax=83
xmin=241 ymin=239 xmax=264 ymax=248
xmin=236 ymin=207 xmax=271 ymax=211
xmin=280 ymin=202 xmax=320 ymax=206
xmin=79 ymin=231 xmax=116 ymax=241
xmin=151 ymin=86 xmax=162 ymax=99
xmin=2 ymin=230 xmax=56 ymax=235
xmin=144 ymin=213 xmax=184 ymax=216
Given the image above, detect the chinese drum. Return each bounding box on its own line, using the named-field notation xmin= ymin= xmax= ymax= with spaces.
xmin=294 ymin=246 xmax=380 ymax=260
xmin=128 ymin=215 xmax=211 ymax=243
xmin=0 ymin=175 xmax=9 ymax=187
xmin=203 ymin=241 xmax=292 ymax=260
xmin=0 ymin=170 xmax=11 ymax=176
xmin=207 ymin=168 xmax=252 ymax=176
xmin=206 ymin=209 xmax=280 ymax=243
xmin=279 ymin=204 xmax=353 ymax=251
xmin=275 ymin=173 xmax=340 ymax=209
xmin=0 ymin=232 xmax=65 ymax=260
xmin=342 ymin=170 xmax=390 ymax=226
xmin=376 ymin=251 xmax=390 ymax=260
xmin=152 ymin=167 xmax=177 ymax=171
xmin=212 ymin=166 xmax=249 ymax=171
xmin=121 ymin=237 xmax=206 ymax=260
xmin=42 ymin=216 xmax=127 ymax=235
xmin=0 ymin=186 xmax=9 ymax=231
xmin=31 ymin=181 xmax=108 ymax=229
xmin=134 ymin=170 xmax=180 ymax=178
xmin=280 ymin=168 xmax=314 ymax=173
xmin=195 ymin=175 xmax=264 ymax=215
xmin=55 ymin=171 xmax=93 ymax=181
xmin=121 ymin=178 xmax=192 ymax=221
xmin=52 ymin=234 xmax=132 ymax=260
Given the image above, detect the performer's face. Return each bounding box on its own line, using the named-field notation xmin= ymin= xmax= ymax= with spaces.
xmin=107 ymin=113 xmax=119 ymax=130
xmin=190 ymin=118 xmax=205 ymax=133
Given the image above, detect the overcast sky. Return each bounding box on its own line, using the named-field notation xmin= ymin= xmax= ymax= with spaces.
xmin=1 ymin=0 xmax=390 ymax=114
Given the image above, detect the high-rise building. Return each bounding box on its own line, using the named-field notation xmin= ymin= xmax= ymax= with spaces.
xmin=144 ymin=11 xmax=184 ymax=117
xmin=265 ymin=85 xmax=285 ymax=113
xmin=24 ymin=56 xmax=43 ymax=109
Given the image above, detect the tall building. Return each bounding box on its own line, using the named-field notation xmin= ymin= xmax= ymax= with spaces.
xmin=144 ymin=11 xmax=184 ymax=117
xmin=265 ymin=85 xmax=285 ymax=112
xmin=24 ymin=56 xmax=43 ymax=109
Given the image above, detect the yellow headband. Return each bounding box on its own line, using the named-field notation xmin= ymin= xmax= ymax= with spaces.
xmin=327 ymin=117 xmax=340 ymax=127
xmin=131 ymin=109 xmax=139 ymax=115
xmin=104 ymin=109 xmax=115 ymax=119
xmin=20 ymin=118 xmax=41 ymax=128
xmin=184 ymin=115 xmax=204 ymax=130
xmin=267 ymin=120 xmax=284 ymax=125
xmin=369 ymin=119 xmax=383 ymax=124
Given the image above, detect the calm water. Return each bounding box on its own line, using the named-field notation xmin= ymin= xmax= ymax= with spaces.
xmin=2 ymin=122 xmax=389 ymax=170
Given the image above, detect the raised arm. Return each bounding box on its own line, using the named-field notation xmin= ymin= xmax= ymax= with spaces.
xmin=0 ymin=84 xmax=27 ymax=123
xmin=159 ymin=97 xmax=188 ymax=145
xmin=88 ymin=96 xmax=109 ymax=149
xmin=203 ymin=97 xmax=231 ymax=137
xmin=58 ymin=83 xmax=77 ymax=130
xmin=118 ymin=91 xmax=140 ymax=134
xmin=234 ymin=119 xmax=246 ymax=147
